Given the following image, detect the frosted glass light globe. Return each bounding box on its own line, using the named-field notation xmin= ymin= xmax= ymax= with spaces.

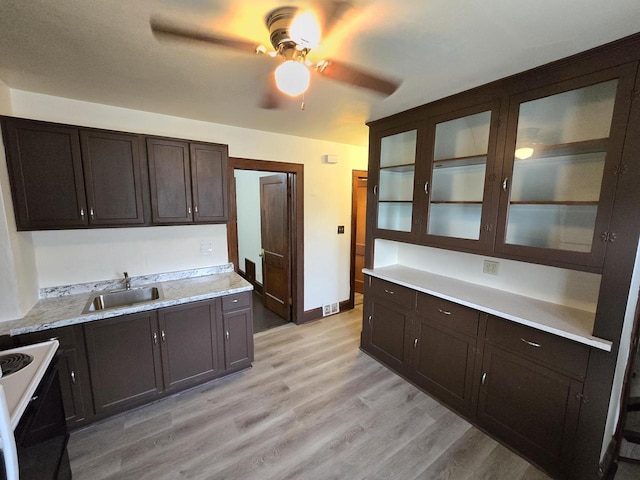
xmin=274 ymin=61 xmax=310 ymax=97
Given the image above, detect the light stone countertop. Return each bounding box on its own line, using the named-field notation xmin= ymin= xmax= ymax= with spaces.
xmin=0 ymin=269 xmax=252 ymax=337
xmin=364 ymin=265 xmax=612 ymax=352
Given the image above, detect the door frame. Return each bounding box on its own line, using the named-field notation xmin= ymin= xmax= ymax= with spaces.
xmin=227 ymin=157 xmax=304 ymax=325
xmin=348 ymin=169 xmax=368 ymax=311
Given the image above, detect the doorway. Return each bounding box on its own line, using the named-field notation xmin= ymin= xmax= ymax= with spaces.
xmin=349 ymin=170 xmax=368 ymax=309
xmin=227 ymin=157 xmax=304 ymax=329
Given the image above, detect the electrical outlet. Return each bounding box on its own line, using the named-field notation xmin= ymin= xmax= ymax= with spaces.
xmin=200 ymin=241 xmax=212 ymax=256
xmin=337 ymin=226 xmax=345 ymax=234
xmin=483 ymin=260 xmax=499 ymax=276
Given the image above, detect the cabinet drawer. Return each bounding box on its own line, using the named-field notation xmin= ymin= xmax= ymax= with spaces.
xmin=369 ymin=277 xmax=414 ymax=309
xmin=485 ymin=316 xmax=589 ymax=379
xmin=222 ymin=291 xmax=252 ymax=311
xmin=416 ymin=293 xmax=479 ymax=336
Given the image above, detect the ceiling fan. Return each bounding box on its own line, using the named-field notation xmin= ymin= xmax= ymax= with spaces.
xmin=150 ymin=1 xmax=400 ymax=109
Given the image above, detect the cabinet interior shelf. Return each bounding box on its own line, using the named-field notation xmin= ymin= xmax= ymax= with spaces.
xmin=380 ymin=163 xmax=415 ymax=172
xmin=516 ymin=137 xmax=608 ymax=161
xmin=509 ymin=200 xmax=599 ymax=206
xmin=433 ymin=154 xmax=487 ymax=169
xmin=430 ymin=200 xmax=483 ymax=205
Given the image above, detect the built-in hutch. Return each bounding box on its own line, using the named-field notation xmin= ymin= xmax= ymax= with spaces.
xmin=362 ymin=34 xmax=640 ymax=480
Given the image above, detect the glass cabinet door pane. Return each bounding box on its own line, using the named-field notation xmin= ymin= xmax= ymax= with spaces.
xmin=505 ymin=80 xmax=617 ymax=252
xmin=428 ymin=111 xmax=491 ymax=239
xmin=377 ymin=130 xmax=417 ymax=232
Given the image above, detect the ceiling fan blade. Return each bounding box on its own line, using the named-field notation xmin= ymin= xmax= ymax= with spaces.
xmin=150 ymin=17 xmax=259 ymax=53
xmin=315 ymin=60 xmax=400 ymax=96
xmin=260 ymin=73 xmax=283 ymax=110
xmin=317 ymin=0 xmax=352 ymax=38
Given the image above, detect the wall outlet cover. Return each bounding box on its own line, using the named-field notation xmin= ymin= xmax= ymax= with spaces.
xmin=483 ymin=260 xmax=499 ymax=276
xmin=200 ymin=241 xmax=213 ymax=256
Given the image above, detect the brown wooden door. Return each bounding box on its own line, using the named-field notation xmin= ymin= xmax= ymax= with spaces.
xmin=84 ymin=311 xmax=163 ymax=415
xmin=190 ymin=142 xmax=228 ymax=222
xmin=158 ymin=300 xmax=223 ymax=392
xmin=80 ymin=130 xmax=145 ymax=225
xmin=2 ymin=118 xmax=88 ymax=230
xmin=147 ymin=137 xmax=193 ymax=224
xmin=478 ymin=344 xmax=583 ymax=478
xmin=222 ymin=307 xmax=254 ymax=371
xmin=354 ymin=175 xmax=367 ymax=294
xmin=260 ymin=173 xmax=291 ymax=321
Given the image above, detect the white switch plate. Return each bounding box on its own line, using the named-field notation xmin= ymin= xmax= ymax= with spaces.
xmin=200 ymin=241 xmax=213 ymax=256
xmin=483 ymin=260 xmax=499 ymax=275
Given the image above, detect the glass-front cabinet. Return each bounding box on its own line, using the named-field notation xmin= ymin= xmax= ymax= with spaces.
xmin=495 ymin=65 xmax=636 ymax=268
xmin=422 ymin=101 xmax=502 ymax=251
xmin=370 ymin=122 xmax=422 ymax=238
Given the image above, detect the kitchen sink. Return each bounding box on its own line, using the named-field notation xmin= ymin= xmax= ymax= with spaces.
xmin=83 ymin=286 xmax=163 ymax=313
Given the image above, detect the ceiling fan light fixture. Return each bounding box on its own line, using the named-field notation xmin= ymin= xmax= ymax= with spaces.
xmin=289 ymin=11 xmax=321 ymax=49
xmin=275 ymin=60 xmax=310 ymax=96
xmin=514 ymin=147 xmax=535 ymax=160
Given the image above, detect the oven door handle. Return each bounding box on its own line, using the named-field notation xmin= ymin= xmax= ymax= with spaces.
xmin=0 ymin=385 xmax=19 ymax=480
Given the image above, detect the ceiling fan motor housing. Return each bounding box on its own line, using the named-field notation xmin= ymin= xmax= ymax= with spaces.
xmin=266 ymin=6 xmax=298 ymax=50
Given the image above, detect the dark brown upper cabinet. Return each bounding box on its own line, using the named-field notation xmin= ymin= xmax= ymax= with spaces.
xmin=494 ymin=63 xmax=638 ymax=269
xmin=419 ymin=100 xmax=504 ymax=253
xmin=147 ymin=138 xmax=228 ymax=225
xmin=79 ymin=130 xmax=146 ymax=226
xmin=2 ymin=118 xmax=88 ymax=230
xmin=367 ymin=120 xmax=425 ymax=243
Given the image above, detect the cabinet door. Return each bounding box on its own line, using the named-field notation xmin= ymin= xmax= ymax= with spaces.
xmin=2 ymin=118 xmax=88 ymax=230
xmin=364 ymin=296 xmax=413 ymax=373
xmin=158 ymin=300 xmax=224 ymax=392
xmin=412 ymin=314 xmax=478 ymax=416
xmin=80 ymin=130 xmax=145 ymax=225
xmin=190 ymin=142 xmax=228 ymax=223
xmin=147 ymin=137 xmax=193 ymax=224
xmin=478 ymin=344 xmax=583 ymax=478
xmin=495 ymin=63 xmax=637 ymax=268
xmin=84 ymin=311 xmax=163 ymax=415
xmin=369 ymin=121 xmax=424 ymax=240
xmin=222 ymin=307 xmax=254 ymax=371
xmin=422 ymin=101 xmax=502 ymax=252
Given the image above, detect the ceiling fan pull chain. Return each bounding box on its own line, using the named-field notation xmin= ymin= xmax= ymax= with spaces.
xmin=301 ymin=93 xmax=305 ymax=111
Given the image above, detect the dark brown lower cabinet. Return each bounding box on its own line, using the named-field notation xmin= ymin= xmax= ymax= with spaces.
xmin=413 ymin=315 xmax=479 ymax=416
xmin=222 ymin=293 xmax=254 ymax=371
xmin=84 ymin=310 xmax=164 ymax=415
xmin=360 ymin=276 xmax=591 ymax=480
xmin=478 ymin=344 xmax=584 ymax=479
xmin=158 ymin=300 xmax=224 ymax=392
xmin=18 ymin=325 xmax=94 ymax=429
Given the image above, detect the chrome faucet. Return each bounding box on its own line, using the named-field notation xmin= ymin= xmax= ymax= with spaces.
xmin=124 ymin=272 xmax=131 ymax=290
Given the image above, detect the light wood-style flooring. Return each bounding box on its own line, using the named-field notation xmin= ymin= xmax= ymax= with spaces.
xmin=68 ymin=304 xmax=553 ymax=480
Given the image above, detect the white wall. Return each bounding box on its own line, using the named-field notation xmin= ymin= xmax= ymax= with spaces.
xmin=0 ymin=81 xmax=40 ymax=321
xmin=9 ymin=90 xmax=368 ymax=312
xmin=375 ymin=239 xmax=601 ymax=312
xmin=234 ymin=170 xmax=280 ymax=284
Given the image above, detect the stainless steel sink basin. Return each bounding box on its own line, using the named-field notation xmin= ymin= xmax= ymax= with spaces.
xmin=83 ymin=286 xmax=163 ymax=313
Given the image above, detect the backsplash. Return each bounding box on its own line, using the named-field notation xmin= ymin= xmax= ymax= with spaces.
xmin=39 ymin=264 xmax=235 ymax=298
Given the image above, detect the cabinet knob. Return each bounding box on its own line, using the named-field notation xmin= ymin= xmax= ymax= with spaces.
xmin=502 ymin=177 xmax=509 ymax=191
xmin=373 ymin=185 xmax=378 ymax=196
xmin=71 ymin=371 xmax=76 ymax=385
xmin=226 ymin=331 xmax=230 ymax=341
xmin=481 ymin=372 xmax=487 ymax=386
xmin=161 ymin=330 xmax=166 ymax=343
xmin=80 ymin=208 xmax=85 ymax=218
xmin=89 ymin=207 xmax=94 ymax=219
xmin=368 ymin=315 xmax=372 ymax=326
xmin=153 ymin=332 xmax=158 ymax=345
xmin=188 ymin=206 xmax=192 ymax=215
xmin=424 ymin=181 xmax=429 ymax=195
xmin=30 ymin=395 xmax=39 ymax=403
xmin=232 ymin=299 xmax=238 ymax=303
xmin=194 ymin=206 xmax=198 ymax=214
xmin=413 ymin=338 xmax=418 ymax=348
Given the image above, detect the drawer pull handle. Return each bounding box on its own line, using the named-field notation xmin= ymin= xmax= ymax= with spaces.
xmin=71 ymin=371 xmax=76 ymax=384
xmin=520 ymin=338 xmax=541 ymax=348
xmin=481 ymin=373 xmax=487 ymax=386
xmin=414 ymin=338 xmax=418 ymax=348
xmin=368 ymin=315 xmax=372 ymax=326
xmin=153 ymin=332 xmax=158 ymax=345
xmin=226 ymin=331 xmax=230 ymax=341
xmin=30 ymin=395 xmax=39 ymax=403
xmin=233 ymin=299 xmax=239 ymax=303
xmin=384 ymin=289 xmax=394 ymax=295
xmin=438 ymin=309 xmax=451 ymax=315
xmin=161 ymin=330 xmax=166 ymax=343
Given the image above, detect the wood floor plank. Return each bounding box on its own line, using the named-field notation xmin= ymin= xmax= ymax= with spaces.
xmin=68 ymin=304 xmax=552 ymax=480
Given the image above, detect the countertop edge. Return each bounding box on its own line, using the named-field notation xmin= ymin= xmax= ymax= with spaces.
xmin=363 ymin=266 xmax=612 ymax=352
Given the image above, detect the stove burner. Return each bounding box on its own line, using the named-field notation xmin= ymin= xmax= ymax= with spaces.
xmin=0 ymin=352 xmax=34 ymax=376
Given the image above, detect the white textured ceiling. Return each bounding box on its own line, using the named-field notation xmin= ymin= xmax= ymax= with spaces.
xmin=0 ymin=0 xmax=639 ymax=146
